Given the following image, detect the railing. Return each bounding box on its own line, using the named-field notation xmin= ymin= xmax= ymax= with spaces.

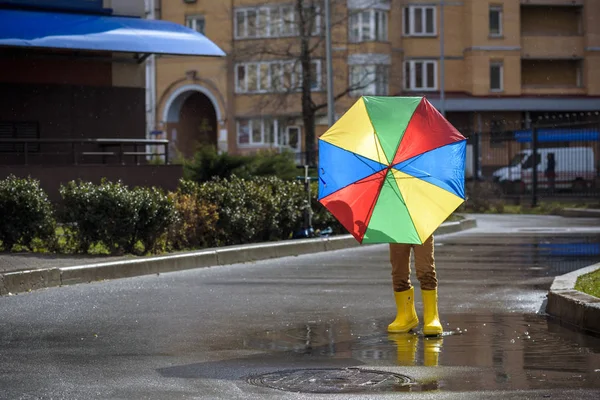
xmin=464 ymin=119 xmax=600 ymax=201
xmin=0 ymin=138 xmax=169 ymax=165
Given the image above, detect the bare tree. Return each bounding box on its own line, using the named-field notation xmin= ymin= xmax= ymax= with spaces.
xmin=232 ymin=0 xmax=387 ymax=165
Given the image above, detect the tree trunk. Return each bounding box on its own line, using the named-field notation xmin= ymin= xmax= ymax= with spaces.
xmin=297 ymin=0 xmax=316 ymax=166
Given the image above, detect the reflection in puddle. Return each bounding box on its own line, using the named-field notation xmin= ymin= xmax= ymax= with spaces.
xmin=243 ymin=312 xmax=600 ymax=392
xmin=239 ymin=233 xmax=600 ymax=392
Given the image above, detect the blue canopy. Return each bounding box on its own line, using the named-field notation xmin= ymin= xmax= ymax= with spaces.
xmin=514 ymin=128 xmax=599 ymax=143
xmin=0 ymin=9 xmax=225 ymax=57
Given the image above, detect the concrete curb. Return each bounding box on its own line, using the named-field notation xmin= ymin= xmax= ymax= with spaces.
xmin=0 ymin=217 xmax=476 ymax=296
xmin=546 ymin=263 xmax=600 ymax=334
xmin=559 ymin=208 xmax=600 ymax=218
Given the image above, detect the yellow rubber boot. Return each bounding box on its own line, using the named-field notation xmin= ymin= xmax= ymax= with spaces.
xmin=388 ymin=287 xmax=419 ymax=333
xmin=422 ymin=289 xmax=443 ymax=336
xmin=389 ymin=333 xmax=418 ymax=366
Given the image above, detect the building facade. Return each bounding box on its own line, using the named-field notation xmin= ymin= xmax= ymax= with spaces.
xmin=0 ymin=0 xmax=223 ymax=200
xmin=155 ymin=0 xmax=600 ymax=165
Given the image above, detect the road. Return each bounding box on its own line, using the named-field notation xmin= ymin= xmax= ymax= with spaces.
xmin=1 ymin=215 xmax=599 ymax=399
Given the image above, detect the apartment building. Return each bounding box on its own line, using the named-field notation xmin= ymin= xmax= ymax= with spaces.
xmin=155 ymin=0 xmax=600 ymax=162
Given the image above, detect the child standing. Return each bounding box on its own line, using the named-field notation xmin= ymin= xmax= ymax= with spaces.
xmin=388 ymin=235 xmax=443 ymax=336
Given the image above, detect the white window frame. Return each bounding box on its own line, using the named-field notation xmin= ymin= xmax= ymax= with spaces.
xmin=404 ymin=60 xmax=438 ymax=91
xmin=237 ymin=118 xmax=302 ymax=150
xmin=235 ymin=60 xmax=322 ymax=94
xmin=234 ymin=9 xmax=248 ymax=39
xmin=403 ymin=6 xmax=436 ymax=37
xmin=185 ymin=15 xmax=205 ymax=35
xmin=489 ymin=5 xmax=503 ymax=37
xmin=349 ymin=64 xmax=389 ymax=96
xmin=349 ymin=9 xmax=388 ymax=42
xmin=284 ymin=126 xmax=302 ymax=151
xmin=234 ymin=5 xmax=320 ymax=39
xmin=309 ymin=60 xmax=322 ymax=91
xmin=237 ymin=118 xmax=266 ymax=146
xmin=490 ymin=61 xmax=504 ymax=92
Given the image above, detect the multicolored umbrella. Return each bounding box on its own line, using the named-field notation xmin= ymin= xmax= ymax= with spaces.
xmin=318 ymin=96 xmax=467 ymax=244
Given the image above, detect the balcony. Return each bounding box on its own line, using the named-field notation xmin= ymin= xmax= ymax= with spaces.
xmin=521 ymin=35 xmax=584 ymax=59
xmin=521 ymin=59 xmax=584 ymax=94
xmin=521 ymin=0 xmax=583 ymax=5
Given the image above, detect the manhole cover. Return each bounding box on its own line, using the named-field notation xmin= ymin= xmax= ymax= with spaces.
xmin=247 ymin=368 xmax=412 ymax=393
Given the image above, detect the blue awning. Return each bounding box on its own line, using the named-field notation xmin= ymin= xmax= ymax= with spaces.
xmin=514 ymin=128 xmax=599 ymax=143
xmin=0 ymin=9 xmax=225 ymax=57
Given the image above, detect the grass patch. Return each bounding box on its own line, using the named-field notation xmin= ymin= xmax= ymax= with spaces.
xmin=575 ymin=268 xmax=600 ymax=298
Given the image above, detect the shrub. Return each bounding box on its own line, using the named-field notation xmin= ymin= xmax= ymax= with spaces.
xmin=60 ymin=180 xmax=175 ymax=254
xmin=132 ymin=186 xmax=177 ymax=253
xmin=167 ymin=191 xmax=219 ymax=250
xmin=179 ymin=176 xmax=304 ymax=245
xmin=0 ymin=175 xmax=56 ymax=251
xmin=184 ymin=144 xmax=248 ymax=183
xmin=235 ymin=150 xmax=299 ymax=181
xmin=184 ymin=145 xmax=300 ymax=182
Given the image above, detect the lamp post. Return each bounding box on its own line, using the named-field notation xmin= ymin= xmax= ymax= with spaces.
xmin=325 ymin=0 xmax=335 ymax=126
xmin=439 ymin=0 xmax=446 ymax=116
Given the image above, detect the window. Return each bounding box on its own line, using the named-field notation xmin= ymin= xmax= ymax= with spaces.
xmin=490 ymin=61 xmax=503 ymax=92
xmin=280 ymin=6 xmax=295 ymax=36
xmin=489 ymin=5 xmax=503 ymax=37
xmin=403 ymin=6 xmax=436 ymax=36
xmin=349 ymin=9 xmax=388 ymax=42
xmin=234 ymin=5 xmax=320 ymax=39
xmin=185 ymin=15 xmax=205 ymax=35
xmin=349 ymin=65 xmax=389 ymax=96
xmin=404 ymin=60 xmax=437 ymax=91
xmin=235 ymin=60 xmax=322 ymax=93
xmin=236 ymin=118 xmax=302 ymax=149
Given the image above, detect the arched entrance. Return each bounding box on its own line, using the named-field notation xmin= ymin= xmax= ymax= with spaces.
xmin=162 ymin=85 xmax=222 ymax=160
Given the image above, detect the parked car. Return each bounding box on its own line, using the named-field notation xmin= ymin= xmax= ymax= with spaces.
xmin=492 ymin=147 xmax=596 ymax=193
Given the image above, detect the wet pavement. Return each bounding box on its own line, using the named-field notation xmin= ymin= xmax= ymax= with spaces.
xmin=0 ymin=215 xmax=599 ymax=399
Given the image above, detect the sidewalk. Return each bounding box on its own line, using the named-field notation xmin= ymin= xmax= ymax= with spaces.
xmin=0 ymin=218 xmax=477 ymax=295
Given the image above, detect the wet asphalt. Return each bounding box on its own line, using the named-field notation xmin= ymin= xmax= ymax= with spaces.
xmin=1 ymin=215 xmax=600 ymax=399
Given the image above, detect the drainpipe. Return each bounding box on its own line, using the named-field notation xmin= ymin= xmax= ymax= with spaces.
xmin=144 ymin=0 xmax=157 ymax=160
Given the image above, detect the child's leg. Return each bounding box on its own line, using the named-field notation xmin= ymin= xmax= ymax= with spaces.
xmin=414 ymin=235 xmax=437 ymax=290
xmin=414 ymin=235 xmax=443 ymax=336
xmin=389 ymin=243 xmax=412 ymax=292
xmin=388 ymin=243 xmax=418 ymax=333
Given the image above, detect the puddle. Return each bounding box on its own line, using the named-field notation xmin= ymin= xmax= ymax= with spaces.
xmin=239 ymin=234 xmax=600 ymax=392
xmin=243 ymin=312 xmax=600 ymax=392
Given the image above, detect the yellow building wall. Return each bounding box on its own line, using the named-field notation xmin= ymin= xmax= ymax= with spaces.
xmin=465 ymin=51 xmax=521 ymax=96
xmin=585 ymin=54 xmax=600 ymax=95
xmin=584 ymin=0 xmax=600 ymax=48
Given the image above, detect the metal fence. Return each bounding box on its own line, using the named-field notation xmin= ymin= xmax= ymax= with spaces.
xmin=464 ymin=119 xmax=600 ymax=201
xmin=0 ymin=138 xmax=170 ymax=166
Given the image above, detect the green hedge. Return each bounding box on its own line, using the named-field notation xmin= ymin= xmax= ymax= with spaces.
xmin=179 ymin=176 xmax=306 ymax=245
xmin=0 ymin=175 xmax=56 ymax=251
xmin=0 ymin=175 xmax=343 ymax=255
xmin=60 ymin=180 xmax=175 ymax=254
